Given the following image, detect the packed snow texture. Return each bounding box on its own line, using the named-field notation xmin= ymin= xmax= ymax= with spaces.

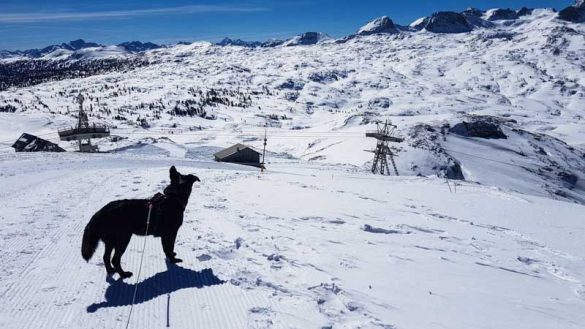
xmin=0 ymin=153 xmax=583 ymax=329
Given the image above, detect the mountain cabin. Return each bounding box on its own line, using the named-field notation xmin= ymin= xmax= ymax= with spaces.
xmin=214 ymin=143 xmax=261 ymax=167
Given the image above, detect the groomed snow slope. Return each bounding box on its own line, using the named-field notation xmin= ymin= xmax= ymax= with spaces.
xmin=0 ymin=151 xmax=583 ymax=329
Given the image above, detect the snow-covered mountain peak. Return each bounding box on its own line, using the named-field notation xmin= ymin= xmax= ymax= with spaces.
xmin=217 ymin=37 xmax=259 ymax=47
xmin=357 ymin=16 xmax=399 ymax=35
xmin=484 ymin=8 xmax=520 ymax=21
xmin=117 ymin=41 xmax=162 ymax=53
xmin=66 ymin=39 xmax=101 ymax=50
xmin=559 ymin=1 xmax=585 ymax=22
xmin=283 ymin=32 xmax=331 ymax=46
xmin=0 ymin=39 xmax=161 ymax=60
xmin=417 ymin=11 xmax=473 ymax=33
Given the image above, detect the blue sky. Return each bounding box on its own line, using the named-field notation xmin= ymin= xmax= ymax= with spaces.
xmin=0 ymin=0 xmax=574 ymax=50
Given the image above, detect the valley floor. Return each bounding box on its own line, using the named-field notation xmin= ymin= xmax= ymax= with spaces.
xmin=0 ymin=152 xmax=584 ymax=329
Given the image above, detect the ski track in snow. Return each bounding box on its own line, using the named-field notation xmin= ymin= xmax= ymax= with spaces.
xmin=0 ymin=153 xmax=583 ymax=328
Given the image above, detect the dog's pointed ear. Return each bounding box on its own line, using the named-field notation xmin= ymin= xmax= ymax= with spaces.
xmin=193 ymin=175 xmax=200 ymax=183
xmin=170 ymin=166 xmax=179 ymax=185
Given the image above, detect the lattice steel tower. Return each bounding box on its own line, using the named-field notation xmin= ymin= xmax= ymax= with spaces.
xmin=58 ymin=93 xmax=110 ymax=152
xmin=366 ymin=120 xmax=403 ymax=176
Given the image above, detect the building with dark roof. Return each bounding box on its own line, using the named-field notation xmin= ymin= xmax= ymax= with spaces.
xmin=213 ymin=143 xmax=261 ymax=167
xmin=12 ymin=133 xmax=65 ymax=152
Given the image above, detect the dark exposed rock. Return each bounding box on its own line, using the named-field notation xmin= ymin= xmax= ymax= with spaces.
xmin=285 ymin=32 xmax=330 ymax=46
xmin=117 ymin=41 xmax=161 ymax=53
xmin=216 ymin=37 xmax=283 ymax=48
xmin=517 ymin=7 xmax=534 ymax=16
xmin=260 ymin=39 xmax=285 ymax=47
xmin=277 ymin=79 xmax=304 ymax=90
xmin=444 ymin=160 xmax=465 ymax=180
xmin=368 ymin=97 xmax=392 ymax=109
xmin=450 ymin=117 xmax=507 ymax=139
xmin=487 ymin=8 xmax=519 ymax=21
xmin=558 ymin=171 xmax=579 ymax=187
xmin=216 ymin=37 xmax=261 ymax=47
xmin=307 ymin=70 xmax=348 ymax=83
xmin=462 ymin=8 xmax=494 ymax=28
xmin=422 ymin=12 xmax=473 ymax=34
xmin=410 ymin=17 xmax=428 ymax=31
xmin=558 ymin=5 xmax=585 ymax=22
xmin=67 ymin=39 xmax=101 ymax=50
xmin=462 ymin=8 xmax=484 ymax=17
xmin=357 ymin=16 xmax=399 ymax=36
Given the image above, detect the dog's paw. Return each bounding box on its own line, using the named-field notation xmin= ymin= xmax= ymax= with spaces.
xmin=169 ymin=257 xmax=183 ymax=263
xmin=119 ymin=271 xmax=133 ymax=279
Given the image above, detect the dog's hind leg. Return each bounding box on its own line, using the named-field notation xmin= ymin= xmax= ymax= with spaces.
xmin=103 ymin=243 xmax=115 ymax=275
xmin=112 ymin=234 xmax=133 ymax=279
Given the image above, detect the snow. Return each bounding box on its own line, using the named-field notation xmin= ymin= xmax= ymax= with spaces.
xmin=0 ymin=152 xmax=583 ymax=328
xmin=0 ymin=9 xmax=583 ymax=202
xmin=410 ymin=17 xmax=427 ymax=28
xmin=282 ymin=32 xmax=332 ymax=46
xmin=357 ymin=16 xmax=398 ymax=35
xmin=0 ymin=7 xmax=584 ymax=328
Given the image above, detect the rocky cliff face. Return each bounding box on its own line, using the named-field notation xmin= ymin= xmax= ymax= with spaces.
xmin=419 ymin=12 xmax=473 ymax=34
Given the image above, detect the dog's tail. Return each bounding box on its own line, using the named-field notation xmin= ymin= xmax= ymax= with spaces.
xmin=81 ymin=221 xmax=99 ymax=262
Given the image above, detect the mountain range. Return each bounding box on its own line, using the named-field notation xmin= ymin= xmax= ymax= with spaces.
xmin=2 ymin=2 xmax=584 ymax=61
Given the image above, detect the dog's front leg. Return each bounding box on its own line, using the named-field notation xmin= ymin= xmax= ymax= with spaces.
xmin=161 ymin=230 xmax=182 ymax=263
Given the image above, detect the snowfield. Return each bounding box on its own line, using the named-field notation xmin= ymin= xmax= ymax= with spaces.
xmin=0 ymin=152 xmax=584 ymax=329
xmin=1 ymin=9 xmax=584 ymax=202
xmin=0 ymin=6 xmax=585 ymax=329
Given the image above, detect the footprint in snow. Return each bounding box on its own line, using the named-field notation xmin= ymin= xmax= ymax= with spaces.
xmin=196 ymin=254 xmax=212 ymax=262
xmin=517 ymin=256 xmax=539 ymax=265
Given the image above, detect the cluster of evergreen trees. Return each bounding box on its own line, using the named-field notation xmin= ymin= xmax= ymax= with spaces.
xmin=0 ymin=58 xmax=149 ymax=91
xmin=169 ymin=88 xmax=253 ymax=117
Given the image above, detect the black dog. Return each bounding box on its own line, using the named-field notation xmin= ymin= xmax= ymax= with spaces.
xmin=81 ymin=166 xmax=199 ymax=278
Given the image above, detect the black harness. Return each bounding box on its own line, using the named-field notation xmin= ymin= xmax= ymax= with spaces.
xmin=146 ymin=188 xmax=187 ymax=236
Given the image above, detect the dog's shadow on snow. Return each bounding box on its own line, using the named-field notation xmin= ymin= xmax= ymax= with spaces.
xmin=87 ymin=263 xmax=225 ymax=313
